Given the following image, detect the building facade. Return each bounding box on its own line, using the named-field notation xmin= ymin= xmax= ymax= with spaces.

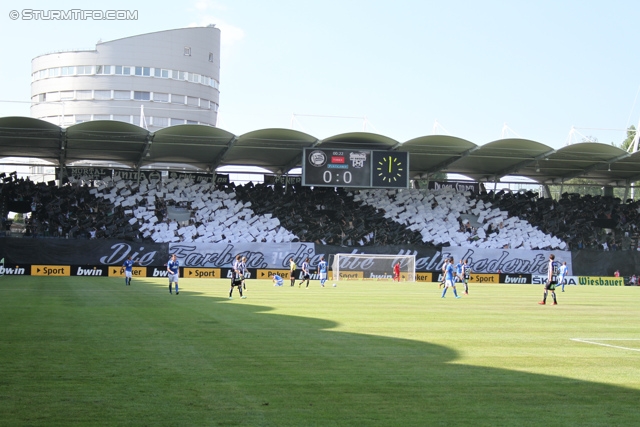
xmin=30 ymin=26 xmax=220 ymax=131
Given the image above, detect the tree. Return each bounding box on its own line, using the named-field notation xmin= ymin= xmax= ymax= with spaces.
xmin=620 ymin=125 xmax=636 ymax=152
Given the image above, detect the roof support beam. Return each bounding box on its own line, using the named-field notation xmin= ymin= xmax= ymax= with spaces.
xmin=57 ymin=129 xmax=67 ymax=185
xmin=621 ymin=172 xmax=640 ymax=183
xmin=209 ymin=135 xmax=238 ymax=172
xmin=135 ymin=134 xmax=154 ymax=170
xmin=278 ymin=140 xmax=320 ymax=174
xmin=546 ymin=152 xmax=632 ymax=184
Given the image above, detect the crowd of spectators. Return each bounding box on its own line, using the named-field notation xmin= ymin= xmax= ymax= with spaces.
xmin=1 ymin=171 xmax=640 ymax=252
xmin=0 ymin=174 xmax=139 ymax=239
xmin=475 ymin=190 xmax=640 ymax=251
xmin=233 ymin=182 xmax=427 ymax=246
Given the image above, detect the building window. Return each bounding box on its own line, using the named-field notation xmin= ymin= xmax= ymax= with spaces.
xmin=209 ymin=52 xmax=214 ymax=62
xmin=76 ymin=90 xmax=92 ymax=100
xmin=152 ymin=117 xmax=168 ymax=127
xmin=75 ymin=114 xmax=91 ymax=123
xmin=174 ymin=70 xmax=186 ymax=80
xmin=60 ymin=91 xmax=74 ymax=100
xmin=171 ymin=94 xmax=185 ymax=104
xmin=115 ymin=66 xmax=131 ymax=75
xmin=94 ymin=115 xmax=110 ymax=121
xmin=187 ymin=96 xmax=199 ymax=107
xmin=135 ymin=66 xmax=151 ymax=76
xmin=76 ymin=66 xmax=93 ymax=75
xmin=186 ymin=120 xmax=198 ymax=125
xmin=96 ymin=65 xmax=111 ymax=75
xmin=133 ymin=91 xmax=151 ymax=101
xmin=114 ymin=90 xmax=131 ymax=100
xmin=153 ymin=92 xmax=169 ymax=103
xmin=184 ymin=47 xmax=191 ymax=56
xmin=38 ymin=93 xmax=46 ymax=102
xmin=48 ymin=68 xmax=59 ymax=77
xmin=155 ymin=68 xmax=170 ymax=78
xmin=171 ymin=118 xmax=185 ymax=126
xmin=200 ymin=99 xmax=210 ymax=109
xmin=94 ymin=90 xmax=111 ymax=100
xmin=61 ymin=66 xmax=75 ymax=76
xmin=47 ymin=92 xmax=60 ymax=102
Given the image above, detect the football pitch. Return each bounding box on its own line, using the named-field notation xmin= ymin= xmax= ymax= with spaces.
xmin=1 ymin=276 xmax=639 ymax=426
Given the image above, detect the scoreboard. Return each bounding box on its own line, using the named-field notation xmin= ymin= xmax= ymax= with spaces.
xmin=302 ymin=148 xmax=409 ymax=188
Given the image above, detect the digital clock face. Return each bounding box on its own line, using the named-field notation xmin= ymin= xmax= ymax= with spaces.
xmin=302 ymin=149 xmax=372 ymax=187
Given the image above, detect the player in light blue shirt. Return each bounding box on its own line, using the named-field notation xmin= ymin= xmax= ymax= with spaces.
xmin=557 ymin=261 xmax=568 ymax=292
xmin=167 ymin=254 xmax=180 ymax=295
xmin=272 ymin=274 xmax=284 ymax=286
xmin=441 ymin=257 xmax=461 ymax=299
xmin=317 ymin=257 xmax=328 ymax=287
xmin=121 ymin=255 xmax=138 ymax=286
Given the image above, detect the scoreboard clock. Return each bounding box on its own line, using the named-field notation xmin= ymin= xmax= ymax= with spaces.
xmin=302 ymin=148 xmax=409 ymax=188
xmin=371 ymin=150 xmax=409 ymax=188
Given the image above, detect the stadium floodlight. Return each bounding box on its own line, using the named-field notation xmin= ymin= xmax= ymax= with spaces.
xmin=331 ymin=253 xmax=416 ymax=282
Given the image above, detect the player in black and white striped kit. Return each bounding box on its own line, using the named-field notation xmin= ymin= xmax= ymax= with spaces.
xmin=298 ymin=257 xmax=311 ymax=288
xmin=229 ymin=254 xmax=246 ymax=299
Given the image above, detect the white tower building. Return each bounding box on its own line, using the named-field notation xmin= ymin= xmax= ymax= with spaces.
xmin=30 ymin=26 xmax=220 ymax=131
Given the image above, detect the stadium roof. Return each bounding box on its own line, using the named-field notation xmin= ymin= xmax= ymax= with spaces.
xmin=0 ymin=116 xmax=637 ymax=186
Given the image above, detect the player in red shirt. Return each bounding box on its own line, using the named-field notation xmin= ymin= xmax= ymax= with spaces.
xmin=393 ymin=262 xmax=401 ymax=282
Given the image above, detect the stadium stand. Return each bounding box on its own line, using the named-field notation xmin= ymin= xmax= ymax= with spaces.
xmin=233 ymin=182 xmax=428 ymax=246
xmin=2 ymin=171 xmax=639 ymax=251
xmin=353 ymin=187 xmax=565 ymax=250
xmin=474 ymin=190 xmax=640 ymax=251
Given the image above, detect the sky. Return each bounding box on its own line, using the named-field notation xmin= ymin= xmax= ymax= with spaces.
xmin=1 ymin=0 xmax=639 ymax=150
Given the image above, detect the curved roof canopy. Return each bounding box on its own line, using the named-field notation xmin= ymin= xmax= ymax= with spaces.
xmin=0 ymin=116 xmax=636 ymax=186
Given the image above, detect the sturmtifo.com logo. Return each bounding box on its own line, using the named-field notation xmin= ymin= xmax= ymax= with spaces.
xmin=9 ymin=9 xmax=138 ymax=20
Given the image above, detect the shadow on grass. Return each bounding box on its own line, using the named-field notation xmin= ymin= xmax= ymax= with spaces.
xmin=1 ymin=277 xmax=638 ymax=426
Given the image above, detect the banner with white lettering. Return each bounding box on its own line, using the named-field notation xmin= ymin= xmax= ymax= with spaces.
xmin=113 ymin=170 xmax=163 ymax=182
xmin=0 ymin=238 xmax=168 ymax=266
xmin=420 ymin=180 xmax=480 ymax=193
xmin=446 ymin=247 xmax=573 ymax=275
xmin=58 ymin=167 xmax=113 ymax=181
xmin=167 ymin=171 xmax=215 ymax=184
xmin=264 ymin=175 xmax=303 ymax=185
xmin=168 ymin=242 xmax=316 ymax=269
xmin=1 ymin=238 xmax=628 ymax=277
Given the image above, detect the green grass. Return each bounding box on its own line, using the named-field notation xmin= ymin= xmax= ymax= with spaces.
xmin=1 ymin=277 xmax=639 ymax=426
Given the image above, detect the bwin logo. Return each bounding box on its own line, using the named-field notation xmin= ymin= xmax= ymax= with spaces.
xmin=0 ymin=266 xmax=26 ymax=275
xmin=153 ymin=269 xmax=169 ymax=277
xmin=504 ymin=275 xmax=527 ymax=284
xmin=76 ymin=267 xmax=103 ymax=276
